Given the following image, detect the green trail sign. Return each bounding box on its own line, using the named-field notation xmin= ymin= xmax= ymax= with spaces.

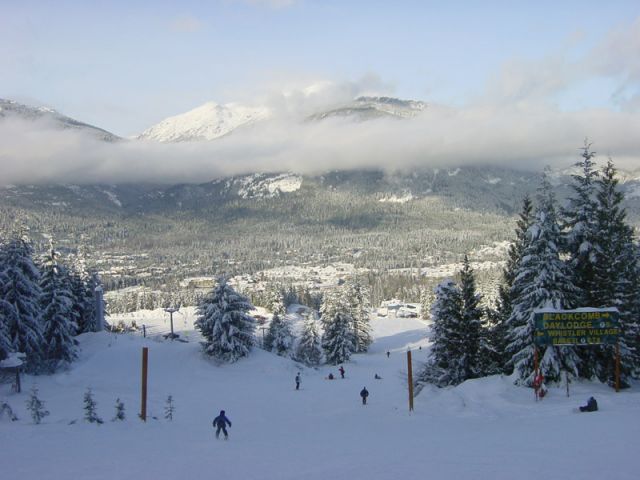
xmin=534 ymin=309 xmax=620 ymax=347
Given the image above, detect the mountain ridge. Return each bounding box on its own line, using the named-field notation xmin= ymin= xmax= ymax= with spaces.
xmin=0 ymin=98 xmax=121 ymax=142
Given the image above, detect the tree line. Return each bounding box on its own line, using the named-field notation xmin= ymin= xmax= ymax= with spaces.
xmin=419 ymin=146 xmax=640 ymax=388
xmin=194 ymin=277 xmax=373 ymax=366
xmin=0 ymin=233 xmax=102 ymax=373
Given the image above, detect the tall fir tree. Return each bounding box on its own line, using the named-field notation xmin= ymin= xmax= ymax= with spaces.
xmin=194 ymin=277 xmax=256 ymax=363
xmin=347 ymin=280 xmax=373 ymax=353
xmin=0 ymin=296 xmax=12 ymax=361
xmin=39 ymin=245 xmax=78 ymax=372
xmin=590 ymin=159 xmax=640 ymax=385
xmin=458 ymin=255 xmax=485 ymax=379
xmin=562 ymin=142 xmax=600 ymax=307
xmin=69 ymin=252 xmax=98 ymax=334
xmin=494 ymin=196 xmax=534 ymax=373
xmin=320 ymin=289 xmax=354 ymax=365
xmin=295 ymin=317 xmax=323 ymax=366
xmin=417 ymin=279 xmax=465 ymax=387
xmin=506 ymin=172 xmax=580 ymax=385
xmin=0 ymin=234 xmax=44 ymax=373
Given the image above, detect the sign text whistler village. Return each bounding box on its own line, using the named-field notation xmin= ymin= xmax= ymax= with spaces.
xmin=534 ymin=308 xmax=620 ymax=347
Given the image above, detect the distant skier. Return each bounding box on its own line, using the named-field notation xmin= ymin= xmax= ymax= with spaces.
xmin=339 ymin=366 xmax=345 ymax=379
xmin=374 ymin=373 xmax=382 ymax=380
xmin=360 ymin=387 xmax=369 ymax=405
xmin=295 ymin=373 xmax=301 ymax=390
xmin=579 ymin=397 xmax=598 ymax=412
xmin=327 ymin=373 xmax=334 ymax=380
xmin=213 ymin=410 xmax=232 ymax=439
xmin=386 ymin=351 xmax=390 ymax=358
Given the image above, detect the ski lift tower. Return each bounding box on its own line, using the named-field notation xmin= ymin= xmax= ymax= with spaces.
xmin=164 ymin=307 xmax=180 ymax=340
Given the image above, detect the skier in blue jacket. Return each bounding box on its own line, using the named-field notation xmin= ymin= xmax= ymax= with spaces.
xmin=213 ymin=410 xmax=232 ymax=439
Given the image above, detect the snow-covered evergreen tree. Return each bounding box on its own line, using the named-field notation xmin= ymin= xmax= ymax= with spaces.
xmin=458 ymin=255 xmax=485 ymax=378
xmin=457 ymin=255 xmax=498 ymax=377
xmin=320 ymin=289 xmax=354 ymax=365
xmin=347 ymin=280 xmax=373 ymax=353
xmin=419 ymin=285 xmax=436 ymax=321
xmin=506 ymin=172 xmax=580 ymax=385
xmin=0 ymin=297 xmax=12 ymax=361
xmin=26 ymin=386 xmax=49 ymax=424
xmin=266 ymin=286 xmax=286 ymax=317
xmin=295 ymin=317 xmax=323 ymax=366
xmin=494 ymin=196 xmax=533 ymax=372
xmin=39 ymin=245 xmax=78 ymax=372
xmin=113 ymin=398 xmax=125 ymax=421
xmin=69 ymin=252 xmax=98 ymax=334
xmin=590 ymin=159 xmax=640 ymax=385
xmin=417 ymin=279 xmax=464 ymax=387
xmin=562 ymin=142 xmax=600 ymax=308
xmin=194 ymin=277 xmax=256 ymax=363
xmin=0 ymin=234 xmax=45 ymax=373
xmin=83 ymin=388 xmax=103 ymax=424
xmin=263 ymin=313 xmax=294 ymax=356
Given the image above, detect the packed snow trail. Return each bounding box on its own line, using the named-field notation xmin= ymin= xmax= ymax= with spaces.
xmin=1 ymin=315 xmax=638 ymax=480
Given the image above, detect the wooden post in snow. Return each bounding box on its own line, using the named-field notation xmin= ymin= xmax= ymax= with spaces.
xmin=615 ymin=342 xmax=621 ymax=393
xmin=407 ymin=350 xmax=414 ymax=412
xmin=140 ymin=347 xmax=148 ymax=421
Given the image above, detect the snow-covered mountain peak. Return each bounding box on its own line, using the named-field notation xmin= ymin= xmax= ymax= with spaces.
xmin=0 ymin=98 xmax=120 ymax=141
xmin=137 ymin=101 xmax=271 ymax=142
xmin=307 ymin=95 xmax=427 ymax=121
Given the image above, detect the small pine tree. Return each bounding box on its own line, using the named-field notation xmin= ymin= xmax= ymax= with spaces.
xmin=26 ymin=386 xmax=49 ymax=424
xmin=295 ymin=317 xmax=323 ymax=366
xmin=83 ymin=388 xmax=103 ymax=424
xmin=164 ymin=395 xmax=175 ymax=421
xmin=0 ymin=401 xmax=18 ymax=421
xmin=112 ymin=398 xmax=125 ymax=421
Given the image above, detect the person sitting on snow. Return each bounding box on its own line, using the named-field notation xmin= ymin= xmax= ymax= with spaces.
xmin=579 ymin=396 xmax=598 ymax=412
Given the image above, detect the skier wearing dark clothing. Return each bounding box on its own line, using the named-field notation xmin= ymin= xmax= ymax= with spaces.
xmin=579 ymin=397 xmax=598 ymax=412
xmin=295 ymin=373 xmax=301 ymax=390
xmin=339 ymin=366 xmax=345 ymax=379
xmin=360 ymin=387 xmax=369 ymax=405
xmin=213 ymin=410 xmax=232 ymax=439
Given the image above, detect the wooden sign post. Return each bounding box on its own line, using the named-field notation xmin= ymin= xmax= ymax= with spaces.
xmin=615 ymin=342 xmax=621 ymax=393
xmin=140 ymin=347 xmax=148 ymax=421
xmin=407 ymin=350 xmax=414 ymax=412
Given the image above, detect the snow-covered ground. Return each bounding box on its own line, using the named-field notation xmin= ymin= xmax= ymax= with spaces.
xmin=1 ymin=311 xmax=638 ymax=480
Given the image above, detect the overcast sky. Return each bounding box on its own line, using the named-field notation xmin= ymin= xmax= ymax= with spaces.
xmin=1 ymin=0 xmax=639 ymax=183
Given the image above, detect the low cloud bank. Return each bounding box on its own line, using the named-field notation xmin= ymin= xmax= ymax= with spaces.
xmin=1 ymin=103 xmax=639 ymax=185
